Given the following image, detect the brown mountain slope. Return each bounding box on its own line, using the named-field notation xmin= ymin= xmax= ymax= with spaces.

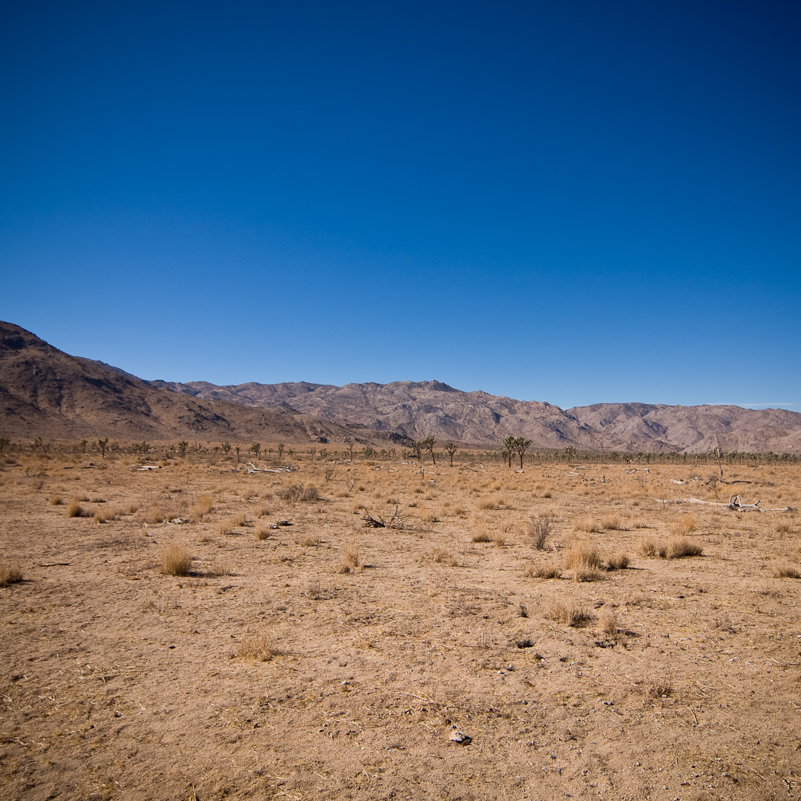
xmin=0 ymin=322 xmax=408 ymax=446
xmin=567 ymin=402 xmax=801 ymax=455
xmin=151 ymin=378 xmax=606 ymax=450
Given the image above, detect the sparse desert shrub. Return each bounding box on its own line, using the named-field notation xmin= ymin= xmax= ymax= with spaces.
xmin=598 ymin=609 xmax=618 ymax=637
xmin=492 ymin=532 xmax=506 ymax=547
xmin=773 ymin=565 xmax=801 ymax=578
xmin=93 ymin=509 xmax=108 ymax=524
xmin=606 ymin=553 xmax=631 ymax=570
xmin=665 ymin=536 xmax=703 ymax=559
xmin=207 ymin=560 xmax=233 ymax=577
xmin=562 ymin=541 xmax=604 ymax=581
xmin=527 ymin=516 xmax=551 ymax=550
xmin=297 ymin=534 xmax=320 ymax=547
xmin=236 ymin=634 xmax=279 ymax=661
xmin=255 ymin=527 xmax=271 ymax=541
xmin=49 ymin=495 xmax=62 ymax=506
xmin=645 ymin=671 xmax=673 ymax=699
xmin=472 ymin=531 xmax=492 ymax=543
xmin=574 ymin=515 xmax=601 ymax=533
xmin=525 ymin=563 xmax=561 ymax=579
xmin=429 ymin=548 xmax=460 ymax=566
xmin=546 ymin=599 xmax=592 ymax=627
xmin=147 ymin=505 xmax=166 ymax=524
xmin=479 ymin=497 xmax=504 ymax=510
xmin=193 ymin=494 xmax=214 ymax=519
xmin=160 ymin=543 xmax=193 ymax=576
xmin=0 ymin=563 xmax=23 ymax=587
xmin=66 ymin=500 xmax=88 ymax=518
xmin=638 ymin=537 xmax=663 ymax=558
xmin=601 ymin=513 xmax=624 ymax=531
xmin=256 ymin=505 xmax=271 ymax=518
xmin=338 ymin=541 xmax=360 ymax=573
xmin=671 ymin=514 xmax=697 ymax=537
xmin=277 ymin=483 xmax=320 ymax=503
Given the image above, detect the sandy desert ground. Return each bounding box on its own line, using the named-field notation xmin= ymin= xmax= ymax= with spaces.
xmin=2 ymin=448 xmax=800 ymax=800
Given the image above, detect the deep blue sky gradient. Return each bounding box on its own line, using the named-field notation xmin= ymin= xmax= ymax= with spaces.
xmin=2 ymin=1 xmax=799 ymax=409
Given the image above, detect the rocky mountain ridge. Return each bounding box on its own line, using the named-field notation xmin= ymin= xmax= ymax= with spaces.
xmin=3 ymin=321 xmax=800 ymax=453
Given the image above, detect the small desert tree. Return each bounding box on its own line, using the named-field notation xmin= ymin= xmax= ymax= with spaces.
xmin=221 ymin=442 xmax=231 ymax=456
xmin=513 ymin=436 xmax=532 ymax=468
xmin=277 ymin=443 xmax=285 ymax=460
xmin=250 ymin=443 xmax=261 ymax=461
xmin=502 ymin=436 xmax=515 ymax=468
xmin=97 ymin=437 xmax=109 ymax=458
xmin=445 ymin=442 xmax=458 ymax=467
xmin=421 ymin=435 xmax=436 ymax=465
xmin=0 ymin=437 xmax=10 ymax=455
xmin=177 ymin=441 xmax=188 ymax=458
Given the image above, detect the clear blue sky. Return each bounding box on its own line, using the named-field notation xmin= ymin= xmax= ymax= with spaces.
xmin=2 ymin=1 xmax=799 ymax=410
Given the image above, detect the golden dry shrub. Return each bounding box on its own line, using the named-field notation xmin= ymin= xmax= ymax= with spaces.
xmin=192 ymin=494 xmax=214 ymax=519
xmin=665 ymin=535 xmax=703 ymax=559
xmin=597 ymin=609 xmax=618 ymax=637
xmin=607 ymin=552 xmax=631 ymax=570
xmin=546 ymin=599 xmax=592 ymax=627
xmin=773 ymin=564 xmax=801 ymax=578
xmin=527 ymin=516 xmax=551 ymax=550
xmin=66 ymin=500 xmax=86 ymax=518
xmin=160 ymin=543 xmax=193 ymax=576
xmin=671 ymin=513 xmax=697 ymax=537
xmin=338 ymin=540 xmax=360 ymax=573
xmin=525 ymin=562 xmax=561 ymax=579
xmin=562 ymin=541 xmax=604 ymax=581
xmin=236 ymin=634 xmax=279 ymax=661
xmin=0 ymin=563 xmax=23 ymax=587
xmin=601 ymin=513 xmax=624 ymax=531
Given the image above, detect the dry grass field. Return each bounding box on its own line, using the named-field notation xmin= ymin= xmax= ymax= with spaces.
xmin=2 ymin=448 xmax=801 ymax=800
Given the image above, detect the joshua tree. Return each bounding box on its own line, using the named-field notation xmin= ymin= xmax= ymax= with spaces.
xmin=512 ymin=436 xmax=532 ymax=468
xmin=249 ymin=443 xmax=261 ymax=461
xmin=421 ymin=435 xmax=436 ymax=465
xmin=502 ymin=436 xmax=515 ymax=468
xmin=221 ymin=442 xmax=231 ymax=456
xmin=97 ymin=437 xmax=109 ymax=458
xmin=177 ymin=441 xmax=188 ymax=458
xmin=445 ymin=442 xmax=458 ymax=467
xmin=0 ymin=438 xmax=10 ymax=455
xmin=277 ymin=443 xmax=285 ymax=460
xmin=235 ymin=446 xmax=241 ymax=463
xmin=80 ymin=439 xmax=88 ymax=455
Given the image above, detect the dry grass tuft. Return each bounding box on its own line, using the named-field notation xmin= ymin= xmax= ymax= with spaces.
xmin=773 ymin=564 xmax=801 ymax=578
xmin=236 ymin=634 xmax=280 ymax=661
xmin=597 ymin=609 xmax=618 ymax=637
xmin=66 ymin=500 xmax=88 ymax=518
xmin=665 ymin=535 xmax=703 ymax=559
xmin=255 ymin=527 xmax=271 ymax=541
xmin=471 ymin=531 xmax=492 ymax=543
xmin=527 ymin=516 xmax=551 ymax=550
xmin=671 ymin=514 xmax=697 ymax=537
xmin=160 ymin=543 xmax=193 ymax=576
xmin=0 ymin=563 xmax=24 ymax=587
xmin=546 ymin=599 xmax=592 ymax=627
xmin=338 ymin=541 xmax=360 ymax=573
xmin=146 ymin=505 xmax=166 ymax=524
xmin=297 ymin=534 xmax=321 ymax=547
xmin=277 ymin=483 xmax=320 ymax=503
xmin=192 ymin=494 xmax=214 ymax=519
xmin=525 ymin=562 xmax=561 ymax=579
xmin=49 ymin=495 xmax=63 ymax=506
xmin=430 ymin=548 xmax=461 ymax=566
xmin=574 ymin=515 xmax=601 ymax=533
xmin=562 ymin=541 xmax=604 ymax=581
xmin=601 ymin=513 xmax=624 ymax=531
xmin=606 ymin=552 xmax=631 ymax=570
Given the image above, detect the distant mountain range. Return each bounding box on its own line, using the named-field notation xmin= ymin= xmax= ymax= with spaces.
xmin=2 ymin=321 xmax=800 ymax=453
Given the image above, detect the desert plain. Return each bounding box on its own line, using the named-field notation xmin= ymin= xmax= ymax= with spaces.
xmin=1 ymin=447 xmax=800 ymax=800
